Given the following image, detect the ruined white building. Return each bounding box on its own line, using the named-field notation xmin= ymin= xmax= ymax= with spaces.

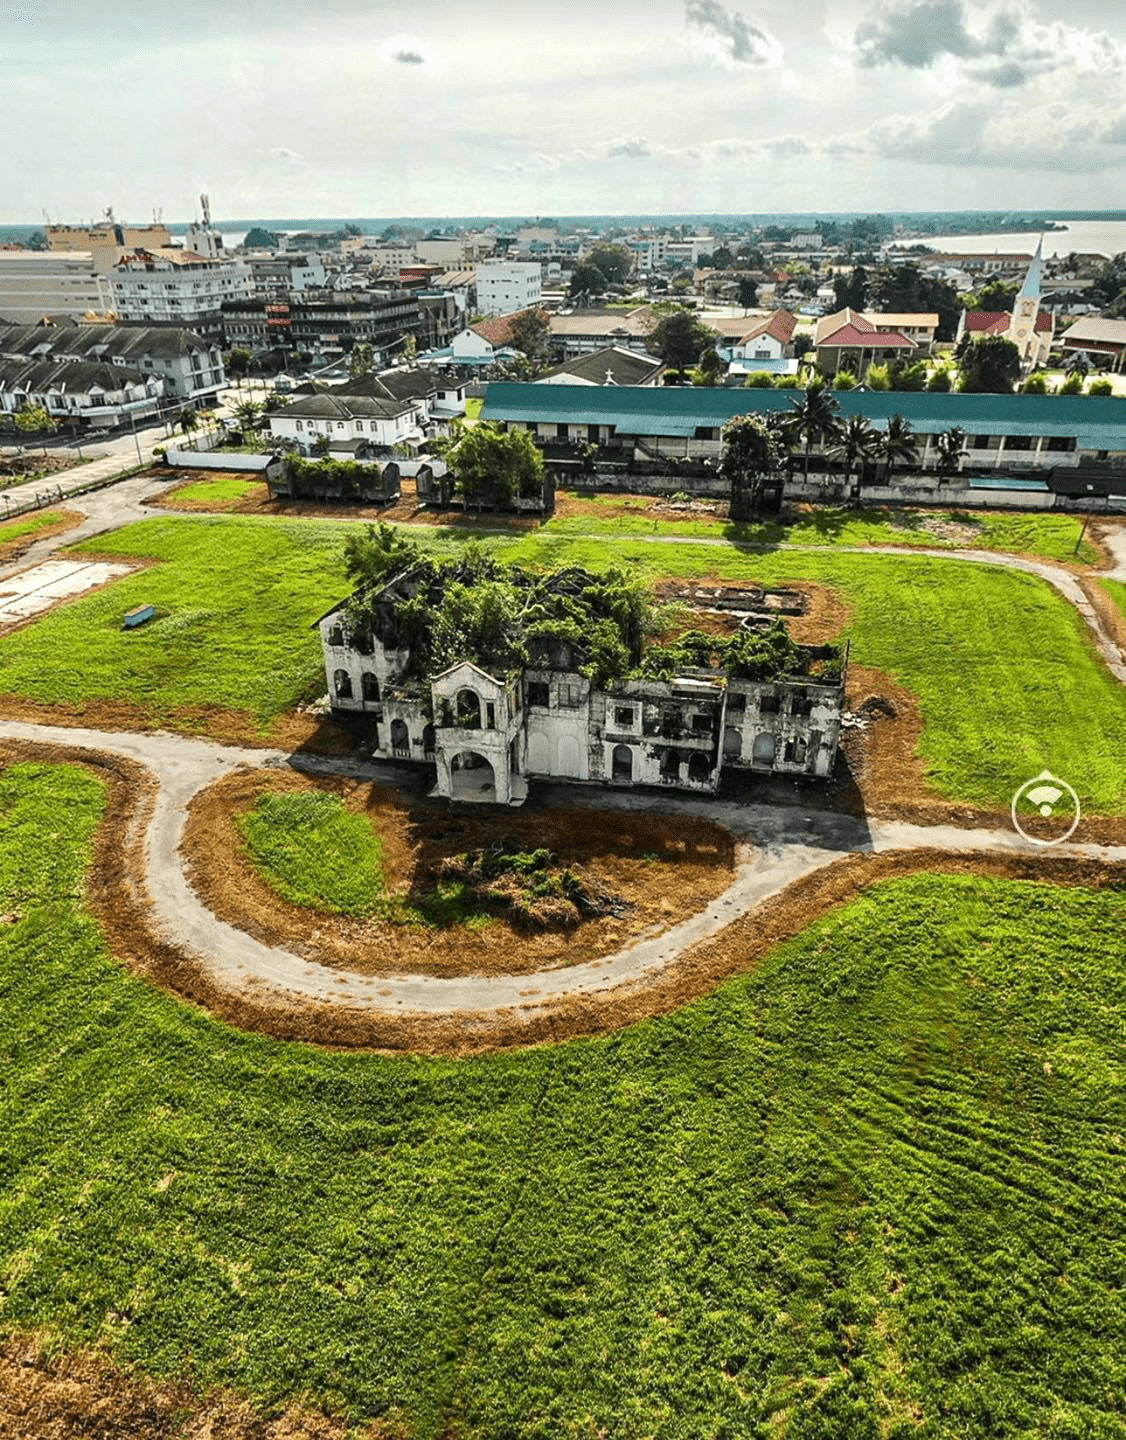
xmin=317 ymin=562 xmax=848 ymax=805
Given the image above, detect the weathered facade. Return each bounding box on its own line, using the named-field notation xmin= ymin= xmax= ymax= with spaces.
xmin=317 ymin=569 xmax=847 ymax=805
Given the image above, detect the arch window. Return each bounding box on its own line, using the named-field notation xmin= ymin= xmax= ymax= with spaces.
xmin=361 ymin=672 xmax=380 ymax=702
xmin=333 ymin=669 xmax=353 ymax=700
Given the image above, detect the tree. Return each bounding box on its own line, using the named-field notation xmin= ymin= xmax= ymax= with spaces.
xmin=443 ymin=422 xmax=545 ymax=511
xmin=830 ymin=414 xmax=880 ymax=502
xmin=721 ymin=414 xmax=783 ymax=523
xmin=736 ymin=277 xmax=758 ymax=312
xmin=400 ymin=334 xmax=418 ymax=368
xmin=508 ymin=309 xmax=553 ymax=373
xmin=889 ymin=359 xmax=928 ymax=392
xmin=224 ymin=347 xmax=252 ymax=379
xmin=344 ymin=522 xmax=424 ymax=591
xmin=833 ymin=264 xmax=868 ymax=311
xmin=649 ymin=309 xmax=716 ymax=370
xmin=14 ymin=403 xmax=54 ymax=453
xmin=697 ymin=345 xmax=724 ymax=384
xmin=879 ymin=414 xmax=919 ymax=481
xmin=568 ymin=263 xmax=609 ymax=302
xmin=349 ymin=343 xmax=375 ymax=379
xmin=927 ymin=368 xmax=952 ymax=392
xmin=788 ymin=383 xmax=842 ymax=481
xmin=234 ymin=400 xmax=263 ymax=430
xmin=970 ymin=278 xmax=1019 ymax=311
xmin=958 ymin=335 xmax=1021 ymax=393
xmin=585 ymin=244 xmax=632 ymax=286
xmin=243 ymin=227 xmax=280 ymax=249
xmin=177 ymin=407 xmax=199 ymax=436
xmin=934 ymin=426 xmax=967 ymax=481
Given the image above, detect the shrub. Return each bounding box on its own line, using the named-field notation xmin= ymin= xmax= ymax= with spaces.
xmin=927 ymin=369 xmax=952 ymax=392
xmin=1087 ymin=377 xmax=1114 ymax=396
xmin=1021 ymin=373 xmax=1049 ymax=394
xmin=744 ymin=371 xmax=775 ymax=389
xmin=832 ymin=370 xmax=858 ymax=390
xmin=1057 ymin=373 xmax=1084 ymax=395
xmin=865 ymin=362 xmax=892 ymax=391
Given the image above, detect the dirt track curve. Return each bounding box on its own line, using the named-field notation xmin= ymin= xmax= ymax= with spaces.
xmin=2 ymin=720 xmax=1124 ymax=1053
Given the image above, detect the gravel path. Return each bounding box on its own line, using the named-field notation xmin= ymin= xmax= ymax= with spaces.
xmin=2 ymin=719 xmax=1123 ymax=1023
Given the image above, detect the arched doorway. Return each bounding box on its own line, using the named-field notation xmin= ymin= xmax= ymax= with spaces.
xmin=456 ymin=689 xmax=481 ymax=729
xmin=688 ymin=751 xmax=712 ymax=784
xmin=422 ymin=723 xmax=436 ymax=759
xmin=390 ymin=718 xmax=409 ymax=755
xmin=333 ymin=669 xmax=352 ymax=700
xmin=361 ymin=672 xmax=380 ymax=702
xmin=752 ymin=733 xmax=775 ymax=767
xmin=723 ymin=726 xmax=742 ymax=759
xmin=612 ymin=744 xmax=633 ymax=782
xmin=450 ymin=751 xmax=496 ymax=800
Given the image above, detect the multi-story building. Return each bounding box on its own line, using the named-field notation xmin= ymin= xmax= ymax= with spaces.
xmin=476 ymin=261 xmax=543 ymax=317
xmin=221 ymin=288 xmax=420 ymax=360
xmin=317 ymin=559 xmax=847 ymax=805
xmin=111 ymin=250 xmax=252 ymax=338
xmin=46 ymin=218 xmax=173 ymax=273
xmin=0 ymin=252 xmax=114 ymax=325
xmin=0 ymin=323 xmax=226 ymax=403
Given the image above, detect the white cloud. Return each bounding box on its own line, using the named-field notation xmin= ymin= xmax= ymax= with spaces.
xmin=685 ymin=0 xmax=783 ymax=68
xmin=853 ymin=1 xmax=1125 ymax=87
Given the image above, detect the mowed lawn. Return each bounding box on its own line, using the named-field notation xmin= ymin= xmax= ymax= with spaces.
xmin=547 ymin=500 xmax=1104 ymax=566
xmin=1101 ymin=577 xmax=1126 ymax=622
xmin=0 ymin=763 xmax=1122 ymax=1435
xmin=0 ymin=515 xmax=1123 ymax=809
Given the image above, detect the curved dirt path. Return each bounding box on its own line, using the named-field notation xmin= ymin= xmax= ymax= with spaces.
xmin=2 ymin=719 xmax=1124 ymax=1032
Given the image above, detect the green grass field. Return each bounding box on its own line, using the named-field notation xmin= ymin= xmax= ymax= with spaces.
xmin=550 ymin=500 xmax=1103 ymax=565
xmin=1 ymin=762 xmax=1122 ymax=1435
xmin=0 ymin=509 xmax=69 ymax=544
xmin=0 ymin=516 xmax=1122 ymax=809
xmin=1101 ymin=578 xmax=1126 ymax=622
xmin=169 ymin=476 xmax=262 ymax=504
xmin=239 ymin=788 xmax=386 ymax=916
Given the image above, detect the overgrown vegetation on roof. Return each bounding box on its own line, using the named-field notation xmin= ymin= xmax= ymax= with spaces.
xmin=338 ymin=525 xmax=838 ymax=687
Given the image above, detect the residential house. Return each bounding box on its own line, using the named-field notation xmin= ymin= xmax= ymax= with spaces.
xmin=813 ymin=308 xmax=919 ymax=378
xmin=1059 ymin=317 xmax=1126 ymax=372
xmin=0 ymin=357 xmax=163 ymax=427
xmin=716 ymin=310 xmax=798 ymax=377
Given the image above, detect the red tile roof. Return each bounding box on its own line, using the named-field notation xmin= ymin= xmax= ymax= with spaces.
xmin=818 ymin=324 xmax=915 ymax=349
xmin=738 ymin=309 xmax=797 ymax=346
xmin=470 ymin=307 xmax=546 ymax=348
xmin=965 ymin=310 xmax=1052 ymax=334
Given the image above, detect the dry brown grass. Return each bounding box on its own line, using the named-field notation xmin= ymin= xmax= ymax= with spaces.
xmin=182 ymin=767 xmax=736 ymax=978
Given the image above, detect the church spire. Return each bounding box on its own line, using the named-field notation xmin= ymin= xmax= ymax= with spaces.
xmin=1017 ymin=235 xmax=1044 ymax=304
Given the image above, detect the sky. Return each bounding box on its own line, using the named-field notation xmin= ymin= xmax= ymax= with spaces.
xmin=6 ymin=0 xmax=1126 ymax=223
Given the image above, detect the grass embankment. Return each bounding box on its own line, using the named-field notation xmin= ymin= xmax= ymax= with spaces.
xmin=1 ymin=761 xmax=1122 ymax=1434
xmin=0 ymin=516 xmax=1122 ymax=809
xmin=1101 ymin=577 xmax=1126 ymax=622
xmin=550 ymin=498 xmax=1103 ymax=565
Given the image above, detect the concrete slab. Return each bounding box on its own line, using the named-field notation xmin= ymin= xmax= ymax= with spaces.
xmin=0 ymin=558 xmax=133 ymax=625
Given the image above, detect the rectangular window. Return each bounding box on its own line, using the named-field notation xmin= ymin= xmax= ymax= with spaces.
xmin=559 ymin=683 xmax=583 ymax=708
xmin=527 ymin=681 xmax=549 ymax=708
xmin=1006 ymin=434 xmax=1032 ymax=451
xmin=486 ymin=702 xmax=496 ymax=729
xmin=614 ymin=705 xmax=634 ymax=728
xmin=691 ymin=712 xmax=712 ymax=732
xmin=791 ymin=692 xmax=813 ymax=718
xmin=296 ymin=420 xmax=304 ymax=431
xmin=972 ymin=434 xmax=991 ymax=449
xmin=727 ymin=692 xmax=746 ymax=711
xmin=759 ymin=693 xmax=780 ymax=714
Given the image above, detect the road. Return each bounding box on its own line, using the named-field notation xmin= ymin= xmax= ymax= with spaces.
xmin=2 ymin=718 xmax=1123 ymax=1028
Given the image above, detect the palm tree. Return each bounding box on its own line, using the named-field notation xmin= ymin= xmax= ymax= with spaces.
xmin=879 ymin=414 xmax=919 ymax=482
xmin=934 ymin=426 xmax=967 ymax=482
xmin=830 ymin=413 xmax=880 ymax=504
xmin=177 ymin=407 xmax=199 ymax=437
xmin=234 ymin=399 xmax=263 ymax=431
xmin=789 ymin=383 xmax=842 ymax=482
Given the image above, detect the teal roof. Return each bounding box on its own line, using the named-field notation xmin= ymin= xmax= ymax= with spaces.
xmin=1017 ymin=236 xmax=1043 ymax=303
xmin=481 ymin=382 xmax=1126 ymax=444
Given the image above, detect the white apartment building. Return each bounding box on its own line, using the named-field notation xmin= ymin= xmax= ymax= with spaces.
xmin=0 ymin=252 xmax=115 ymax=325
xmin=111 ymin=250 xmax=252 ymax=333
xmin=476 ymin=261 xmax=542 ymax=317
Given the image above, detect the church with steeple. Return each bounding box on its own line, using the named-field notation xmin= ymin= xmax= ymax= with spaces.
xmin=957 ymin=238 xmax=1054 ymax=371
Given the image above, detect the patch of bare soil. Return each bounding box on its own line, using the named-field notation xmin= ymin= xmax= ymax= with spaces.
xmin=652 ymin=575 xmax=854 ymax=647
xmin=0 ymin=453 xmax=83 ymax=482
xmin=0 ymin=508 xmax=84 ymax=562
xmin=182 ymin=767 xmax=736 ymax=978
xmin=3 ymin=737 xmax=1124 ymax=1060
xmin=1086 ymin=518 xmax=1121 ymax=571
xmin=0 ymin=1335 xmax=374 ymax=1439
xmin=0 ymin=695 xmax=356 ymax=755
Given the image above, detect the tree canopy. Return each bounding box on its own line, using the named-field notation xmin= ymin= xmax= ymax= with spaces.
xmin=649 ymin=308 xmax=717 ymax=370
xmin=958 ymin=335 xmax=1022 ymax=393
xmin=720 ymin=414 xmax=783 ymax=522
xmin=507 ymin=309 xmax=553 ymax=371
xmin=442 ymin=421 xmax=545 ymax=509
